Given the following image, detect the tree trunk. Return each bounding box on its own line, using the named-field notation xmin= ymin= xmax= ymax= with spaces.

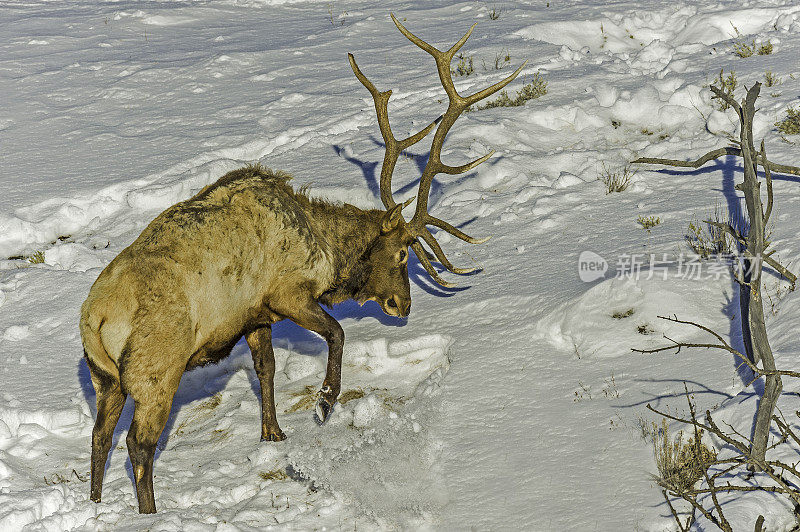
xmin=633 ymin=81 xmax=794 ymax=464
xmin=735 ymin=83 xmax=780 ymax=463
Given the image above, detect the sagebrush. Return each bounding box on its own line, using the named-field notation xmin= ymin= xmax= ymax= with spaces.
xmin=685 ymin=207 xmax=733 ymax=259
xmin=776 ymin=107 xmax=800 ymax=135
xmin=599 ymin=164 xmax=634 ymax=193
xmin=652 ymin=419 xmax=717 ymax=493
xmin=473 ymin=73 xmax=547 ymax=110
xmin=714 ymin=70 xmax=737 ymax=111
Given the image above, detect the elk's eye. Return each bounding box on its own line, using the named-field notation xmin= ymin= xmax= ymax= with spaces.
xmin=398 ymin=249 xmax=407 ymax=263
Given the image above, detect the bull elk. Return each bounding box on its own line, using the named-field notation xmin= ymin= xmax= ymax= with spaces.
xmin=80 ymin=14 xmax=524 ymax=514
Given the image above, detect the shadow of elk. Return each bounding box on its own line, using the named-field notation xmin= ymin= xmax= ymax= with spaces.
xmin=80 ymin=13 xmax=525 ymax=513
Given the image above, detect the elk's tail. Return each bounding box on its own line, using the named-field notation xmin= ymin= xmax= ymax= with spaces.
xmin=80 ymin=303 xmax=120 ymax=385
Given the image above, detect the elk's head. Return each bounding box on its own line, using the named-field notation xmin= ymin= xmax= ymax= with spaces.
xmin=354 ymin=202 xmax=415 ymax=318
xmin=349 ymin=14 xmax=525 ymax=299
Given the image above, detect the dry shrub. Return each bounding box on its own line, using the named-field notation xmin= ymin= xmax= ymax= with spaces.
xmin=653 ymin=419 xmax=717 ymax=493
xmin=599 ymin=163 xmax=635 ymax=193
xmin=198 ymin=393 xmax=222 ymax=410
xmin=286 ymin=385 xmax=317 ymax=413
xmin=714 ymin=69 xmax=737 ymax=111
xmin=637 ymin=215 xmax=661 ymax=232
xmin=685 ymin=206 xmax=733 ymax=259
xmin=612 ymin=308 xmax=635 ymax=319
xmin=474 ymin=72 xmax=547 ymax=110
xmin=174 ymin=393 xmax=223 ymax=437
xmin=732 ymin=39 xmax=755 ymax=58
xmin=764 ymin=71 xmax=781 ymax=87
xmin=286 ymin=386 xmax=367 ymax=413
xmin=452 ymin=53 xmax=474 ymax=77
xmin=339 ymin=388 xmax=366 ymax=404
xmin=28 ymin=250 xmax=45 ymax=264
xmin=259 ymin=469 xmax=289 ymax=481
xmin=776 ymin=107 xmax=800 ymax=135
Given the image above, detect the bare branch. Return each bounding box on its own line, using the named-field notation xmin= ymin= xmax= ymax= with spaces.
xmin=763 ymin=256 xmax=795 ymax=287
xmin=636 ymin=316 xmax=800 ymax=385
xmin=637 ymin=82 xmax=800 ymax=523
xmin=646 ymin=403 xmax=713 ymax=434
xmin=710 ymin=84 xmax=741 ymax=114
xmin=632 ymin=148 xmax=800 ymax=177
xmin=633 ymin=147 xmax=742 ymax=169
xmin=688 ymin=386 xmax=732 ymax=532
xmin=704 ymin=220 xmax=745 ymax=247
xmin=686 ymin=484 xmax=792 ymax=495
xmin=662 ymin=490 xmax=692 ymax=532
xmin=773 ymin=416 xmax=800 ymax=449
xmin=633 ymin=315 xmax=762 ymax=374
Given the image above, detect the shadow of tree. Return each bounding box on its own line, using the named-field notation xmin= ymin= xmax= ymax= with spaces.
xmin=615 ymin=377 xmax=736 ymax=410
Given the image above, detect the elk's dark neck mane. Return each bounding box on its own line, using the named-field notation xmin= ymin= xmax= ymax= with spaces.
xmin=306 ymin=199 xmax=383 ymax=305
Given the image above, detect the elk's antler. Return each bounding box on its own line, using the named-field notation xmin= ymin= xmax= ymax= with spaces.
xmin=349 ymin=13 xmax=526 ymax=286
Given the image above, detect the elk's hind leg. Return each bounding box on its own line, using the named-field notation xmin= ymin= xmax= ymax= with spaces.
xmin=88 ymin=360 xmax=126 ymax=503
xmin=122 ymin=343 xmax=184 ymax=514
xmin=246 ymin=326 xmax=285 ymax=441
xmin=125 ymin=393 xmax=175 ymax=514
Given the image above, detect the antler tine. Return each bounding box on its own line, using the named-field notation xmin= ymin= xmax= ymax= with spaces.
xmin=348 ymin=52 xmax=382 ymax=98
xmin=356 ymin=15 xmax=526 ymax=286
xmin=390 ymin=12 xmax=476 ymax=59
xmin=411 ymin=241 xmax=457 ymax=288
xmin=438 ymin=150 xmax=495 ymax=175
xmin=465 ymin=60 xmax=527 ymax=106
xmin=390 ymin=13 xmax=440 ymax=55
xmin=389 ymin=15 xmax=526 ymax=284
xmin=426 ymin=215 xmax=491 ymax=245
xmin=418 ymin=231 xmax=479 ymax=274
xmin=391 ymin=13 xmax=470 ymax=103
xmin=447 ymin=22 xmax=477 ymax=57
xmin=348 ymin=53 xmax=439 ymax=209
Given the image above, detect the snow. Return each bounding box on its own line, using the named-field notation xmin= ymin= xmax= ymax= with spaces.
xmin=2 ymin=0 xmax=800 ymax=529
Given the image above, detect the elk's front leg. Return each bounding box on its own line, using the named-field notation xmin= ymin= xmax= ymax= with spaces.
xmin=278 ymin=299 xmax=344 ymax=424
xmin=245 ymin=326 xmax=285 ymax=441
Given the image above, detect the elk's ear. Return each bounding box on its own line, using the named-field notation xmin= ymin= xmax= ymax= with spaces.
xmin=381 ymin=204 xmax=405 ymax=234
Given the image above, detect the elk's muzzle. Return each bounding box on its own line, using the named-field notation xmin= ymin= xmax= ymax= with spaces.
xmin=383 ymin=294 xmax=410 ymax=318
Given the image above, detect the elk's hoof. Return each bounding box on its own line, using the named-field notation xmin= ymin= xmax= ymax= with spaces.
xmin=261 ymin=428 xmax=286 ymax=442
xmin=314 ymin=398 xmax=335 ymax=425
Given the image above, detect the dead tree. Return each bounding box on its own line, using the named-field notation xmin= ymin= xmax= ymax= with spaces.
xmin=634 ymin=82 xmax=797 ymax=464
xmin=635 ymin=317 xmax=800 ymax=530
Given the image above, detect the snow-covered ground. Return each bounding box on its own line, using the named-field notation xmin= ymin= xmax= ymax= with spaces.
xmin=2 ymin=0 xmax=800 ymax=529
